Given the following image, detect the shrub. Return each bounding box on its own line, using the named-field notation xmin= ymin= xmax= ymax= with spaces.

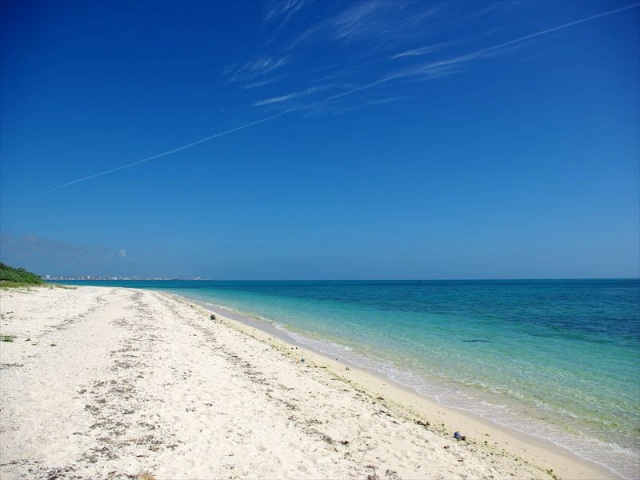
xmin=0 ymin=262 xmax=43 ymax=285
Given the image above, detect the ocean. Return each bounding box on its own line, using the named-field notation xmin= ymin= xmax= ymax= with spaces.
xmin=63 ymin=279 xmax=639 ymax=478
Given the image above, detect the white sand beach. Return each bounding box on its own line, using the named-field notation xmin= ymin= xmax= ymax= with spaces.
xmin=0 ymin=286 xmax=615 ymax=479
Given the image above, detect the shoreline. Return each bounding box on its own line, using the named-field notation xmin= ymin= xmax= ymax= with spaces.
xmin=176 ymin=294 xmax=618 ymax=480
xmin=0 ymin=285 xmax=619 ymax=479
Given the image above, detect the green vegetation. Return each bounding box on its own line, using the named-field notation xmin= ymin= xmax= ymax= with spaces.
xmin=0 ymin=262 xmax=43 ymax=286
xmin=1 ymin=335 xmax=16 ymax=342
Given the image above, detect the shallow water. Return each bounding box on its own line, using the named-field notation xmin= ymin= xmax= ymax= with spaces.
xmin=64 ymin=279 xmax=640 ymax=478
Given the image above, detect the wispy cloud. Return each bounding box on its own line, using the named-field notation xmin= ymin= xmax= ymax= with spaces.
xmin=226 ymin=55 xmax=290 ymax=84
xmin=244 ymin=78 xmax=280 ymax=89
xmin=455 ymin=1 xmax=515 ymax=23
xmin=252 ymin=84 xmax=339 ymax=108
xmin=27 ymin=2 xmax=639 ymax=196
xmin=254 ymin=92 xmax=302 ymax=107
xmin=407 ymin=1 xmax=640 ymax=77
xmin=332 ymin=0 xmax=395 ymax=43
xmin=263 ymin=0 xmax=313 ymax=46
xmin=333 ymin=1 xmax=439 ymax=44
xmin=265 ymin=0 xmax=310 ymax=23
xmin=286 ymin=1 xmax=640 ymax=112
xmin=246 ymin=56 xmax=289 ymax=73
xmin=392 ymin=43 xmax=452 ymax=60
xmin=309 ymin=96 xmax=407 ymax=116
xmin=239 ymin=2 xmax=437 ymax=90
xmin=289 ymin=0 xmax=437 ymax=49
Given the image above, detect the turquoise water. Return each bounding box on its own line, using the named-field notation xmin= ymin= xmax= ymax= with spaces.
xmin=65 ymin=279 xmax=640 ymax=478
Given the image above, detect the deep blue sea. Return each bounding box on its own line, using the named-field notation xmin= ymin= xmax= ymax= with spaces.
xmin=63 ymin=279 xmax=640 ymax=478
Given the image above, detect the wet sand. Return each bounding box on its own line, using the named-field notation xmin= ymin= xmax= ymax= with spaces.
xmin=0 ymin=285 xmax=614 ymax=479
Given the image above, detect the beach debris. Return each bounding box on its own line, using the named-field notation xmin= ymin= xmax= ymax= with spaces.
xmin=385 ymin=469 xmax=401 ymax=480
xmin=210 ymin=314 xmax=216 ymax=320
xmin=300 ymin=358 xmax=305 ymax=363
xmin=454 ymin=431 xmax=466 ymax=441
xmin=415 ymin=419 xmax=430 ymax=428
xmin=345 ymin=366 xmax=350 ymax=371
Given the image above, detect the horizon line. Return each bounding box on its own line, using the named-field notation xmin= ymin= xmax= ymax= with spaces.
xmin=51 ymin=277 xmax=640 ymax=282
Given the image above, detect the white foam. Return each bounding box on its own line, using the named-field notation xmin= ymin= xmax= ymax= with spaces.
xmin=179 ymin=293 xmax=638 ymax=479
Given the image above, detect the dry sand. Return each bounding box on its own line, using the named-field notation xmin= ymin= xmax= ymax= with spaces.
xmin=0 ymin=285 xmax=615 ymax=479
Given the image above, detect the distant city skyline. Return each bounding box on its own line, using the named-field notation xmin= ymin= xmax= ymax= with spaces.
xmin=1 ymin=1 xmax=638 ymax=280
xmin=43 ymin=275 xmax=209 ymax=281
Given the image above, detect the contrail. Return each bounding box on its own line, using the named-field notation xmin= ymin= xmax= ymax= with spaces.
xmin=40 ymin=2 xmax=639 ymax=195
xmin=296 ymin=2 xmax=640 ymax=111
xmin=43 ymin=111 xmax=290 ymax=194
xmin=464 ymin=1 xmax=640 ymax=59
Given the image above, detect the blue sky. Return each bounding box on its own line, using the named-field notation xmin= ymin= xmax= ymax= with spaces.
xmin=1 ymin=0 xmax=638 ymax=279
